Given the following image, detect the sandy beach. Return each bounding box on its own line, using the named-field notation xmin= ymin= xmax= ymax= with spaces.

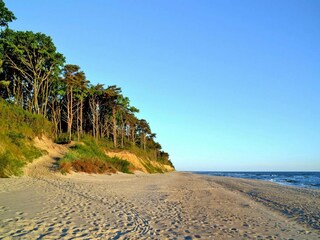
xmin=0 ymin=147 xmax=319 ymax=239
xmin=1 ymin=1 xmax=319 ymax=239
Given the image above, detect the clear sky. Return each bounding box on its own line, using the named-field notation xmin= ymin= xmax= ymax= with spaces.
xmin=7 ymin=0 xmax=320 ymax=171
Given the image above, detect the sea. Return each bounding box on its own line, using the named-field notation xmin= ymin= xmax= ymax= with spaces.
xmin=193 ymin=171 xmax=320 ymax=190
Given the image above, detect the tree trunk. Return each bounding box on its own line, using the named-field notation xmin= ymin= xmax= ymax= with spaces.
xmin=80 ymin=99 xmax=83 ymax=138
xmin=121 ymin=123 xmax=124 ymax=148
xmin=112 ymin=106 xmax=117 ymax=148
xmin=91 ymin=102 xmax=96 ymax=139
xmin=106 ymin=119 xmax=110 ymax=140
xmin=95 ymin=104 xmax=99 ymax=139
xmin=131 ymin=125 xmax=135 ymax=145
xmin=77 ymin=103 xmax=80 ymax=141
xmin=33 ymin=82 xmax=39 ymax=114
xmin=67 ymin=87 xmax=73 ymax=141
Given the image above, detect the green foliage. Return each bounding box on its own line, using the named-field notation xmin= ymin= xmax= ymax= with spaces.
xmin=0 ymin=151 xmax=23 ymax=177
xmin=110 ymin=157 xmax=131 ymax=174
xmin=141 ymin=161 xmax=164 ymax=174
xmin=127 ymin=144 xmax=173 ymax=168
xmin=0 ymin=133 xmax=44 ymax=177
xmin=54 ymin=133 xmax=71 ymax=144
xmin=0 ymin=29 xmax=65 ymax=115
xmin=0 ymin=98 xmax=53 ymax=137
xmin=0 ymin=0 xmax=16 ymax=28
xmin=0 ymin=99 xmax=50 ymax=177
xmin=59 ymin=136 xmax=132 ymax=174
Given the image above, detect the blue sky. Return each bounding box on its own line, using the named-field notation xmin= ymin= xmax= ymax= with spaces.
xmin=7 ymin=0 xmax=320 ymax=171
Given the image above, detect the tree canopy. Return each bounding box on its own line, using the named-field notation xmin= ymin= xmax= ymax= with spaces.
xmin=0 ymin=29 xmax=65 ymax=114
xmin=0 ymin=1 xmax=173 ymax=168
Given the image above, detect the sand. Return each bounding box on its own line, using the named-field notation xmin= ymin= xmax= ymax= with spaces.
xmin=0 ymin=146 xmax=319 ymax=239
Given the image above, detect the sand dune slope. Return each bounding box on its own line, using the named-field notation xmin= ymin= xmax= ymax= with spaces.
xmin=105 ymin=150 xmax=174 ymax=173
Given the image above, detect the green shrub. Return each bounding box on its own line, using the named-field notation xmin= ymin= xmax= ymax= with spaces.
xmin=58 ymin=136 xmax=133 ymax=174
xmin=110 ymin=157 xmax=132 ymax=174
xmin=71 ymin=158 xmax=116 ymax=174
xmin=54 ymin=133 xmax=71 ymax=144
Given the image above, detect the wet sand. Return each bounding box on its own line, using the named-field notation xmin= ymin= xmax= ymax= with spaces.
xmin=0 ymin=147 xmax=319 ymax=239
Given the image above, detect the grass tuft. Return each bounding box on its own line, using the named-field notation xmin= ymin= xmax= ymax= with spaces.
xmin=0 ymin=151 xmax=24 ymax=177
xmin=54 ymin=133 xmax=71 ymax=144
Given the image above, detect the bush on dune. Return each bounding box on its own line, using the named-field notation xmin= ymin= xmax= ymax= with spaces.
xmin=58 ymin=136 xmax=133 ymax=174
xmin=71 ymin=159 xmax=116 ymax=174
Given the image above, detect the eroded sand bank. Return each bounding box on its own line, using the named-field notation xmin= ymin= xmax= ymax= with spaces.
xmin=0 ymin=150 xmax=319 ymax=239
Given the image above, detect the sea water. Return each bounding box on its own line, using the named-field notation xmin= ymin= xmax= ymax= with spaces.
xmin=193 ymin=171 xmax=320 ymax=190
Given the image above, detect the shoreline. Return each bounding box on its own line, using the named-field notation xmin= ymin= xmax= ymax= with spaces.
xmin=0 ymin=171 xmax=319 ymax=239
xmin=190 ymin=171 xmax=320 ymax=190
xmin=191 ymin=173 xmax=320 ymax=231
